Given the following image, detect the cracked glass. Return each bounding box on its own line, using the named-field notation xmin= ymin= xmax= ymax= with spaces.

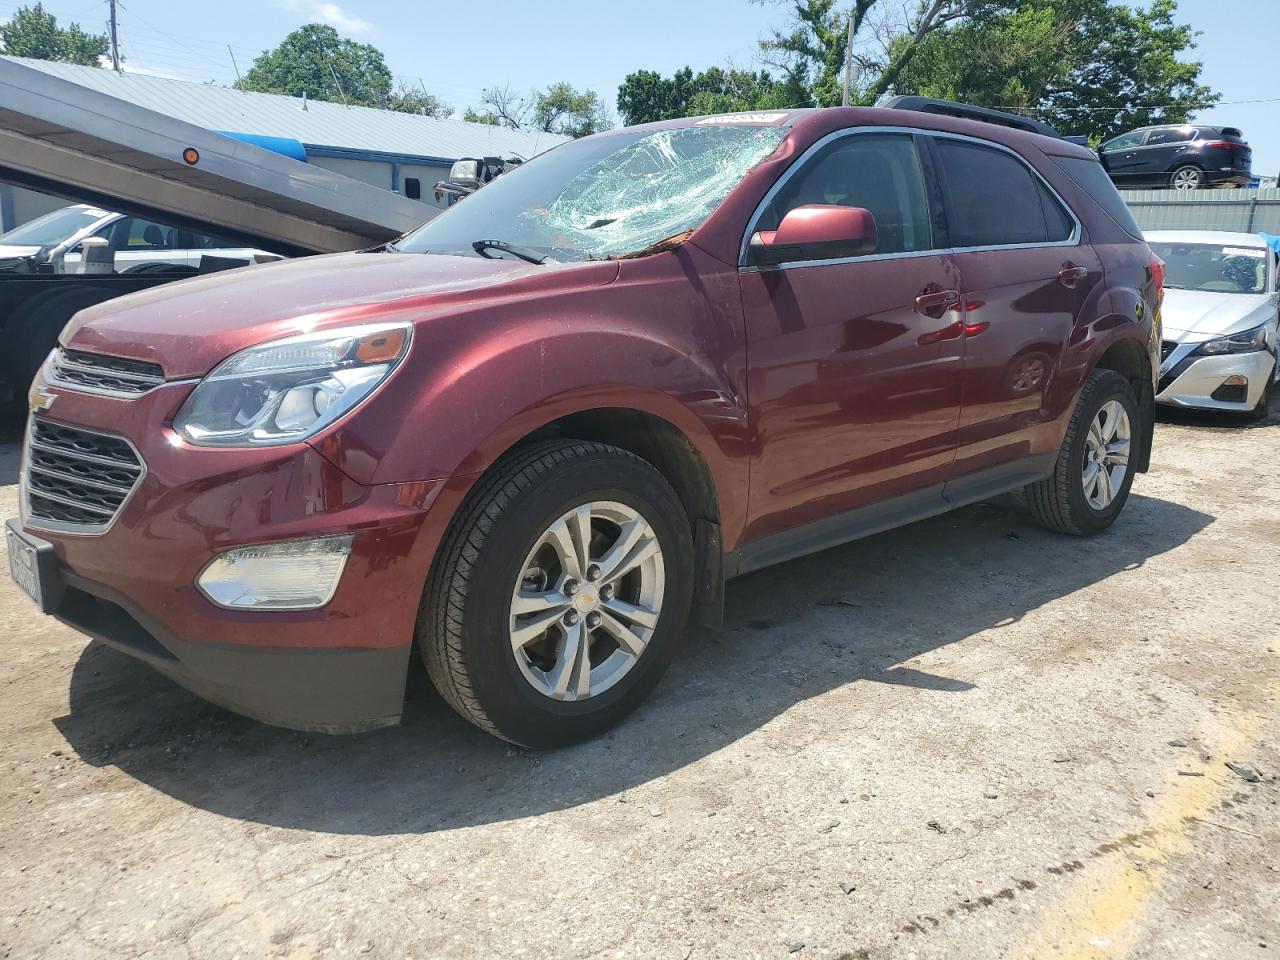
xmin=397 ymin=123 xmax=789 ymax=263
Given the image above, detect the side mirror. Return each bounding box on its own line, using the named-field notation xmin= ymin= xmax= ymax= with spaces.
xmin=749 ymin=204 xmax=878 ymax=267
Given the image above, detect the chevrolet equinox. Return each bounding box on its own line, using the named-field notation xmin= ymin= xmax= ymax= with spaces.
xmin=7 ymin=103 xmax=1162 ymax=747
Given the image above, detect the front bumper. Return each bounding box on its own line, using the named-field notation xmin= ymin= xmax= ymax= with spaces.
xmin=1156 ymin=347 xmax=1275 ymax=411
xmin=10 ymin=382 xmax=454 ymax=732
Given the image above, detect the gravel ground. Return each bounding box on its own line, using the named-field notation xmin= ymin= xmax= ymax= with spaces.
xmin=1 ymin=399 xmax=1277 ymax=960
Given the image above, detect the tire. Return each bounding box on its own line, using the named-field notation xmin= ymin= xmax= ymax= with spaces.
xmin=418 ymin=439 xmax=694 ymax=747
xmin=1170 ymin=165 xmax=1204 ymax=190
xmin=1025 ymin=369 xmax=1141 ymax=536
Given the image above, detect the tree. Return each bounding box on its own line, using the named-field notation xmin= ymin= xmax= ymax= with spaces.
xmin=471 ymin=84 xmax=532 ymax=130
xmin=385 ymin=79 xmax=451 ymax=118
xmin=757 ymin=0 xmax=965 ymax=107
xmin=892 ymin=0 xmax=1217 ymax=143
xmin=0 ymin=2 xmax=108 ymax=66
xmin=464 ymin=82 xmax=610 ymax=136
xmin=534 ymin=82 xmax=611 ymax=137
xmin=238 ymin=26 xmax=452 ymax=116
xmin=617 ymin=65 xmax=809 ymax=125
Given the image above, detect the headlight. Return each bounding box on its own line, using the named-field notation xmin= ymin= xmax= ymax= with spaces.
xmin=1193 ymin=322 xmax=1270 ymax=356
xmin=174 ymin=323 xmax=410 ymax=446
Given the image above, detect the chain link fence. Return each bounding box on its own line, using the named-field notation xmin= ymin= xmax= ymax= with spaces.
xmin=1120 ymin=189 xmax=1280 ymax=234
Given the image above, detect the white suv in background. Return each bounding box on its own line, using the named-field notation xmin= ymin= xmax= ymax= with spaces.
xmin=1148 ymin=230 xmax=1279 ymax=418
xmin=0 ymin=204 xmax=272 ymax=273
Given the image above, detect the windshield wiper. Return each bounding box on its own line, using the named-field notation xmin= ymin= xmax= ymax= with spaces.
xmin=472 ymin=239 xmax=547 ymax=264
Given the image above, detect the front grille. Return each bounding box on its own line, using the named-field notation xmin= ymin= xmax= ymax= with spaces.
xmin=49 ymin=347 xmax=165 ymax=396
xmin=23 ymin=419 xmax=145 ymax=530
xmin=1160 ymin=340 xmax=1177 ymax=362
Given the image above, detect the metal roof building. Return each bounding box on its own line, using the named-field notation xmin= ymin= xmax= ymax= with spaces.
xmin=1 ymin=56 xmax=568 ymax=229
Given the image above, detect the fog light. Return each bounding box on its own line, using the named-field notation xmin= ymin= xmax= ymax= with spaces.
xmin=197 ymin=535 xmax=353 ymax=610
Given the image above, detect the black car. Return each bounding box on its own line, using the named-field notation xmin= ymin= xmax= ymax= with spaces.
xmin=1098 ymin=124 xmax=1252 ymax=190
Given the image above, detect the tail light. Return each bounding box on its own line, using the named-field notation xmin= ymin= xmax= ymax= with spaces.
xmin=1149 ymin=252 xmax=1166 ymax=307
xmin=1203 ymin=140 xmax=1247 ymax=151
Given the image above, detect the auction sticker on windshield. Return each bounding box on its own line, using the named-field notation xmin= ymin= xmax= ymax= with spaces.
xmin=1222 ymin=247 xmax=1265 ymax=257
xmin=696 ymin=112 xmax=790 ymax=125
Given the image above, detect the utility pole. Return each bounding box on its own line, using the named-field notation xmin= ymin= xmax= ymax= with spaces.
xmin=841 ymin=9 xmax=856 ymax=107
xmin=107 ymin=0 xmax=121 ymax=73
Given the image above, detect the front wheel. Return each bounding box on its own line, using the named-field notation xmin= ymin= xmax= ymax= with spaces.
xmin=1026 ymin=369 xmax=1141 ymax=536
xmin=419 ymin=440 xmax=694 ymax=747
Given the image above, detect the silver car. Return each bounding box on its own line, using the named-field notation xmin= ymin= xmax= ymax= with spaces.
xmin=0 ymin=204 xmax=269 ymax=273
xmin=1148 ymin=230 xmax=1278 ymax=416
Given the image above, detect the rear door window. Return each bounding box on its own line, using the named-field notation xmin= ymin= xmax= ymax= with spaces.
xmin=932 ymin=138 xmax=1073 ymax=248
xmin=756 ymin=133 xmax=934 ymax=256
xmin=1144 ymin=128 xmax=1190 ymax=146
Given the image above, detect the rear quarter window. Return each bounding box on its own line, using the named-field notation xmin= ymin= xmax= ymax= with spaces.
xmin=1051 ymin=156 xmax=1143 ymax=240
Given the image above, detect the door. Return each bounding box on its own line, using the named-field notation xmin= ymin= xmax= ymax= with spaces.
xmin=1098 ymin=130 xmax=1147 ymax=186
xmin=740 ymin=132 xmax=964 ymax=545
xmin=1131 ymin=127 xmax=1193 ymax=186
xmin=100 ymin=216 xmax=189 ymax=270
xmin=927 ymin=135 xmax=1103 ymax=491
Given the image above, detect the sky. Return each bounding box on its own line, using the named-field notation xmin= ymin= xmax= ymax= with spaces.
xmin=2 ymin=0 xmax=1275 ymax=174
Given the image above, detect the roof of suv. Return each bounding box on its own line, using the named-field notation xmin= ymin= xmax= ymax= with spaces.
xmin=609 ymin=106 xmax=1097 ymax=160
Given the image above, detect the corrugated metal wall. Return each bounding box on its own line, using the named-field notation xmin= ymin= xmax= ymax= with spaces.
xmin=1121 ymin=189 xmax=1280 ymax=234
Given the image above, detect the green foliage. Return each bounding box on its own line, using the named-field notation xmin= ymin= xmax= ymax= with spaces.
xmin=463 ymin=108 xmax=501 ymax=126
xmin=534 ymin=82 xmax=611 ymax=137
xmin=385 ymin=80 xmax=451 ymax=119
xmin=0 ymin=2 xmax=108 ymax=66
xmin=893 ymin=0 xmax=1218 ymax=143
xmin=758 ymin=0 xmax=871 ymax=107
xmin=617 ymin=65 xmax=811 ymax=125
xmin=236 ymin=24 xmax=394 ymax=107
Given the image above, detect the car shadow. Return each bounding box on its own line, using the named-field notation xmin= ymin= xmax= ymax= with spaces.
xmin=52 ymin=489 xmax=1212 ymax=836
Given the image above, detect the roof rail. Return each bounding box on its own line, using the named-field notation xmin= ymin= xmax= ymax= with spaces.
xmin=880 ymin=95 xmax=1069 ymax=141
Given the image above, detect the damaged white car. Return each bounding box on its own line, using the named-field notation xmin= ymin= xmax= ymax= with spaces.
xmin=1148 ymin=230 xmax=1278 ymax=417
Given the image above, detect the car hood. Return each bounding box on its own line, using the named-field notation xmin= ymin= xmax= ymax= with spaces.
xmin=1161 ymin=288 xmax=1277 ymax=342
xmin=63 ymin=251 xmax=619 ymax=379
xmin=0 ymin=244 xmax=42 ymax=260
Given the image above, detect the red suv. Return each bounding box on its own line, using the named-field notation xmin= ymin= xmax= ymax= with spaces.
xmin=7 ymin=103 xmax=1161 ymax=746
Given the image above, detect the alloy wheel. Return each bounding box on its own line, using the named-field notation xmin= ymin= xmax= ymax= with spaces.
xmin=509 ymin=501 xmax=665 ymax=701
xmin=1081 ymin=399 xmax=1131 ymax=510
xmin=1171 ymin=167 xmax=1202 ymax=190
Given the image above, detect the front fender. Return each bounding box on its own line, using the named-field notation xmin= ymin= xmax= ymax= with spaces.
xmin=308 ymin=249 xmax=751 ymax=542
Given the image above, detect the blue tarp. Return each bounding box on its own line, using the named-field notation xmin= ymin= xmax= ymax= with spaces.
xmin=215 ymin=131 xmax=308 ymax=163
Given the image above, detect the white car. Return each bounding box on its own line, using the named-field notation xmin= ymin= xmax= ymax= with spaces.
xmin=0 ymin=203 xmax=269 ymax=273
xmin=1147 ymin=230 xmax=1278 ymax=417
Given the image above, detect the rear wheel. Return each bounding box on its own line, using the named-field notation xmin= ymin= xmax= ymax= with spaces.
xmin=1026 ymin=369 xmax=1140 ymax=536
xmin=1170 ymin=165 xmax=1204 ymax=190
xmin=419 ymin=440 xmax=694 ymax=747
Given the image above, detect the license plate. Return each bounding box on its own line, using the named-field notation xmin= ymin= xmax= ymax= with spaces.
xmin=5 ymin=521 xmax=59 ymax=613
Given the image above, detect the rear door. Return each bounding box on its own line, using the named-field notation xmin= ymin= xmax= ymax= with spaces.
xmin=1137 ymin=127 xmax=1193 ymax=185
xmin=739 ymin=131 xmax=964 ymax=546
xmin=928 ymin=135 xmax=1102 ymax=493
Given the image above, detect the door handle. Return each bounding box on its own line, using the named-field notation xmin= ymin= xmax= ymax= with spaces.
xmin=914 ymin=287 xmax=960 ymax=319
xmin=1058 ymin=263 xmax=1088 ymax=288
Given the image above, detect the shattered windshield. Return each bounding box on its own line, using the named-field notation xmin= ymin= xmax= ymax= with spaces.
xmin=397 ymin=123 xmax=789 ymax=262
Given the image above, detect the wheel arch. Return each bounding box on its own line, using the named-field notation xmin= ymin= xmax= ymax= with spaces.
xmin=476 ymin=404 xmax=729 ymax=626
xmin=1092 ymin=336 xmax=1155 ymax=472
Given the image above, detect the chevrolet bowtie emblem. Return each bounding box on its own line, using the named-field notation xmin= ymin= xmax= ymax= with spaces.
xmin=28 ymin=385 xmax=57 ymax=413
